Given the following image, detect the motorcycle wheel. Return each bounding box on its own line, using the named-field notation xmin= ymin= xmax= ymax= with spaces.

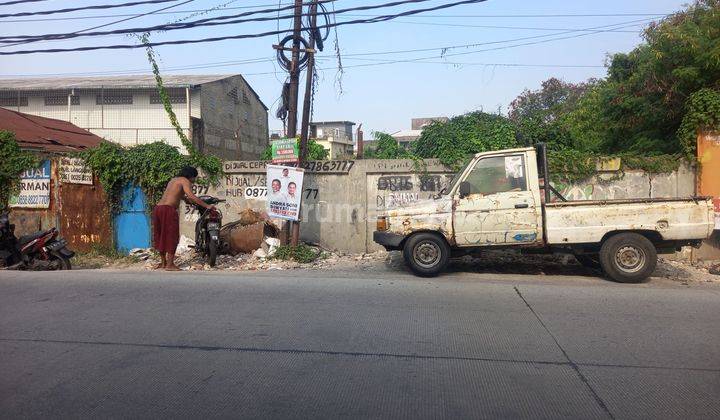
xmin=50 ymin=254 xmax=72 ymax=270
xmin=58 ymin=257 xmax=72 ymax=270
xmin=207 ymin=238 xmax=217 ymax=267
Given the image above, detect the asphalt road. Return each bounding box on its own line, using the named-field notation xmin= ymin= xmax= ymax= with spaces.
xmin=1 ymin=269 xmax=719 ymax=419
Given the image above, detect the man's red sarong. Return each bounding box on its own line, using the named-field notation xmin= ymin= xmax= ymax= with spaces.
xmin=152 ymin=205 xmax=179 ymax=253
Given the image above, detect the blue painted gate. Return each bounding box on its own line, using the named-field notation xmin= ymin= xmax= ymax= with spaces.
xmin=115 ymin=184 xmax=151 ymax=253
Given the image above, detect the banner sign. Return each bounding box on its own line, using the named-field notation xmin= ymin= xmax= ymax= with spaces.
xmin=10 ymin=160 xmax=51 ymax=209
xmin=59 ymin=157 xmax=93 ymax=185
xmin=266 ymin=165 xmax=304 ymax=221
xmin=271 ymin=138 xmax=299 ymax=163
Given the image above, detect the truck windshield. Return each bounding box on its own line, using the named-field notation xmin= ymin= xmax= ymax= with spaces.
xmin=443 ymin=158 xmax=474 ymax=195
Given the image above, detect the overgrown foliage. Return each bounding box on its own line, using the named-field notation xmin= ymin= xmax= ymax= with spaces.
xmin=364 ymin=131 xmax=412 ymax=159
xmin=412 ymin=111 xmax=517 ymax=168
xmin=272 ymin=244 xmax=322 ymax=263
xmin=677 ymin=88 xmax=720 ymax=158
xmin=512 ymin=1 xmax=720 ymax=156
xmin=80 ymin=141 xmax=192 ymax=212
xmin=0 ymin=131 xmax=39 ymax=211
xmin=260 ymin=138 xmax=329 ymax=161
xmin=547 ymin=150 xmax=682 ymax=183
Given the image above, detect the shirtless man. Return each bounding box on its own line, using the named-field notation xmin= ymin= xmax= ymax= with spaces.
xmin=152 ymin=166 xmax=213 ymax=271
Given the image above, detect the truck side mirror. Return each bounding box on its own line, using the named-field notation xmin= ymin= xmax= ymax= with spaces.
xmin=459 ymin=181 xmax=471 ymax=199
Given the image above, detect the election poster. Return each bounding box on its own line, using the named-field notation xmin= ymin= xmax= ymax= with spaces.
xmin=271 ymin=138 xmax=299 ymax=164
xmin=59 ymin=157 xmax=93 ymax=185
xmin=266 ymin=165 xmax=304 ymax=221
xmin=10 ymin=160 xmax=51 ymax=209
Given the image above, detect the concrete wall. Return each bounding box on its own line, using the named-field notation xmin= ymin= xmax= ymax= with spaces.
xmin=178 ymin=160 xmax=700 ymax=254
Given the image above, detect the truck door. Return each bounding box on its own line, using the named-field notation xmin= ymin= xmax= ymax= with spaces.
xmin=453 ymin=153 xmax=542 ymax=246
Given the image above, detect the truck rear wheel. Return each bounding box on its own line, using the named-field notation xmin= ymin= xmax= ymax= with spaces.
xmin=599 ymin=233 xmax=657 ymax=283
xmin=403 ymin=232 xmax=450 ymax=277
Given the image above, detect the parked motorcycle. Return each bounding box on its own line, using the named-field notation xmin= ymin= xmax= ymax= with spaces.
xmin=0 ymin=213 xmax=75 ymax=270
xmin=193 ymin=196 xmax=225 ymax=267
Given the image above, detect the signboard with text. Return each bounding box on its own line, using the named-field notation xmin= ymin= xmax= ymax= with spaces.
xmin=271 ymin=138 xmax=299 ymax=164
xmin=9 ymin=160 xmax=51 ymax=209
xmin=266 ymin=165 xmax=304 ymax=221
xmin=59 ymin=157 xmax=93 ymax=185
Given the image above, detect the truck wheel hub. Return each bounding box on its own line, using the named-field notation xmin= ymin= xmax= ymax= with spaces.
xmin=615 ymin=246 xmax=645 ymax=273
xmin=414 ymin=242 xmax=440 ymax=268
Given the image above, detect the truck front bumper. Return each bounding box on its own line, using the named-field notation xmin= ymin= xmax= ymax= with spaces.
xmin=373 ymin=231 xmax=405 ymax=250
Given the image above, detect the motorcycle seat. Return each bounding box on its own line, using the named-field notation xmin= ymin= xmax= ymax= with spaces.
xmin=18 ymin=231 xmax=48 ymax=245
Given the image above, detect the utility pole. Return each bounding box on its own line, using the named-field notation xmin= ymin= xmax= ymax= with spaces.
xmin=285 ymin=0 xmax=303 ymax=138
xmin=292 ymin=0 xmax=318 ymax=246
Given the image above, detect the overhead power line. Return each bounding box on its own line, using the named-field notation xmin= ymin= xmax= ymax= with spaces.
xmin=0 ymin=0 xmax=335 ymax=43
xmin=0 ymin=0 xmax=489 ymax=52
xmin=2 ymin=0 xmax=197 ymax=49
xmin=0 ymin=0 xmax=50 ymax=6
xmin=373 ymin=20 xmax=642 ymax=32
xmin=0 ymin=17 xmax=650 ymax=76
xmin=0 ymin=0 xmax=180 ymax=19
xmin=0 ymin=11 xmax=670 ymax=24
xmin=339 ymin=18 xmax=653 ymax=57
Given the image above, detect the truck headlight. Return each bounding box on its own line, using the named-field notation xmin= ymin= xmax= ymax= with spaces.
xmin=376 ymin=216 xmax=388 ymax=231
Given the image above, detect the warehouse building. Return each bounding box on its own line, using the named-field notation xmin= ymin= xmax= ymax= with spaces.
xmin=0 ymin=75 xmax=269 ymax=160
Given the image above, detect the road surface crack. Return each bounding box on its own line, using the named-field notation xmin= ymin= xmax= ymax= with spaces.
xmin=514 ymin=286 xmax=616 ymax=420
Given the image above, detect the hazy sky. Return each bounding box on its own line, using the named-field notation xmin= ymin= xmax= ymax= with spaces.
xmin=0 ymin=0 xmax=688 ymax=136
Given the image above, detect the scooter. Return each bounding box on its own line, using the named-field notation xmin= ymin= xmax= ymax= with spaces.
xmin=0 ymin=213 xmax=75 ymax=270
xmin=193 ymin=196 xmax=225 ymax=267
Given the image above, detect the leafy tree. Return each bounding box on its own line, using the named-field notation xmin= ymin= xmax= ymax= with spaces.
xmin=0 ymin=131 xmax=39 ymax=211
xmin=509 ymin=77 xmax=596 ymax=149
xmin=260 ymin=138 xmax=329 ymax=161
xmin=364 ymin=132 xmax=410 ymax=159
xmin=589 ymin=0 xmax=720 ymax=154
xmin=412 ymin=111 xmax=517 ymax=168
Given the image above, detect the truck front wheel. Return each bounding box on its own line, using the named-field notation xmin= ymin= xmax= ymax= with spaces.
xmin=403 ymin=232 xmax=450 ymax=277
xmin=599 ymin=233 xmax=657 ymax=283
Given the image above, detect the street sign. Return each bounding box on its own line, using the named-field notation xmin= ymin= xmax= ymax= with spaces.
xmin=271 ymin=138 xmax=299 ymax=164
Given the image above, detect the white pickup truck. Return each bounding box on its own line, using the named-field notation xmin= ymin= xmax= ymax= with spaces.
xmin=373 ymin=145 xmax=715 ymax=282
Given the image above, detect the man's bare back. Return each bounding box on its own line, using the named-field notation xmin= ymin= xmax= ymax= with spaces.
xmin=157 ymin=177 xmax=209 ymax=209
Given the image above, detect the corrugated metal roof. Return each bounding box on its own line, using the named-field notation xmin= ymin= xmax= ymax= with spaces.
xmin=0 ymin=75 xmax=234 ymax=90
xmin=0 ymin=108 xmax=103 ymax=152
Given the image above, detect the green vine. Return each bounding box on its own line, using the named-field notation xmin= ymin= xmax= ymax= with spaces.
xmin=0 ymin=130 xmax=39 ymax=211
xmin=142 ymin=33 xmax=222 ymax=186
xmin=677 ymin=88 xmax=720 ymax=159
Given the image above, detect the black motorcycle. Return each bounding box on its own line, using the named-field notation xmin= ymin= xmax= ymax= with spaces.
xmin=0 ymin=213 xmax=75 ymax=270
xmin=193 ymin=196 xmax=225 ymax=267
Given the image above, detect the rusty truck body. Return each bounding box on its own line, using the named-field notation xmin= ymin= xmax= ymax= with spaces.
xmin=373 ymin=145 xmax=715 ymax=282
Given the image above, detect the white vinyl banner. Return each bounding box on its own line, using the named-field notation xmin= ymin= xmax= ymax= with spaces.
xmin=266 ymin=165 xmax=304 ymax=221
xmin=9 ymin=160 xmax=51 ymax=209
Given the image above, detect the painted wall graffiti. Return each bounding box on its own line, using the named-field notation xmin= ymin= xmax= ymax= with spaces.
xmin=372 ymin=174 xmax=454 ymax=211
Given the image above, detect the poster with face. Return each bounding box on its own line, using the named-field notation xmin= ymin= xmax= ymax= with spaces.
xmin=266 ymin=165 xmax=304 ymax=221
